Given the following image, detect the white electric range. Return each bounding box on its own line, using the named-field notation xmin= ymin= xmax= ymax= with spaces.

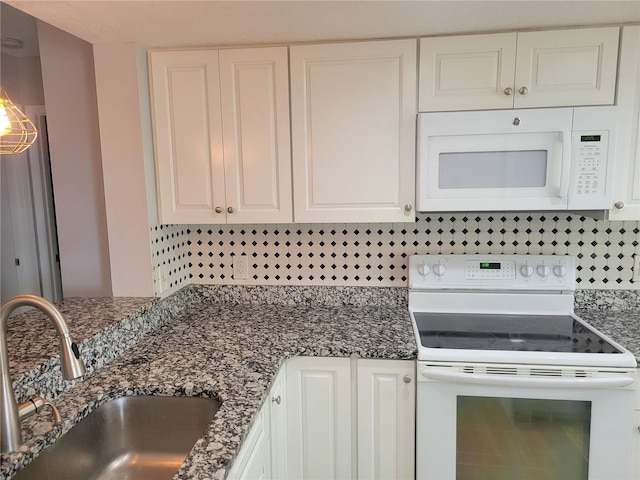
xmin=408 ymin=254 xmax=637 ymax=480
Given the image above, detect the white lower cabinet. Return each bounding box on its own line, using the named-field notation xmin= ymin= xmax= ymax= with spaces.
xmin=227 ymin=406 xmax=272 ymax=480
xmin=286 ymin=356 xmax=353 ymax=479
xmin=634 ymin=410 xmax=640 ymax=480
xmin=634 ymin=375 xmax=640 ymax=480
xmin=269 ymin=367 xmax=288 ymax=479
xmin=357 ymin=359 xmax=415 ymax=480
xmin=228 ymin=357 xmax=415 ymax=480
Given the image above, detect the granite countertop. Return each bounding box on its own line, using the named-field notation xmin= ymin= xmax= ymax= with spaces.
xmin=1 ymin=286 xmax=638 ymax=480
xmin=1 ymin=290 xmax=415 ymax=479
xmin=576 ymin=308 xmax=640 ymax=360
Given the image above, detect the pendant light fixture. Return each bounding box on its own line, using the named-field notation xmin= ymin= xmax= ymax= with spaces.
xmin=0 ymin=88 xmax=38 ymax=155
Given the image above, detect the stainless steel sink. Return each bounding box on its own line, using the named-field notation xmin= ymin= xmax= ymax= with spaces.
xmin=13 ymin=395 xmax=220 ymax=480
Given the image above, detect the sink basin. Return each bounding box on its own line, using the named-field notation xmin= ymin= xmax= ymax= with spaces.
xmin=13 ymin=395 xmax=220 ymax=480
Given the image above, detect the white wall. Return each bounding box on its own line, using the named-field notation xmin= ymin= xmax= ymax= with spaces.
xmin=0 ymin=53 xmax=45 ymax=105
xmin=93 ymin=42 xmax=155 ymax=297
xmin=37 ymin=21 xmax=112 ymax=297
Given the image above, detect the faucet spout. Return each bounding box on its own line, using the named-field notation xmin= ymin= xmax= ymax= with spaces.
xmin=1 ymin=294 xmax=86 ymax=453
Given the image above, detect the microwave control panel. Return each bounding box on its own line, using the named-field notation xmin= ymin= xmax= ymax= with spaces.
xmin=571 ymin=130 xmax=609 ymax=197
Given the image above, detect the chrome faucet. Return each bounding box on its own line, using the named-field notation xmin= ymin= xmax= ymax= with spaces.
xmin=1 ymin=294 xmax=86 ymax=453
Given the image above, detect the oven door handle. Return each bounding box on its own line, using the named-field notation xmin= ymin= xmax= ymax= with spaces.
xmin=421 ymin=369 xmax=635 ymax=389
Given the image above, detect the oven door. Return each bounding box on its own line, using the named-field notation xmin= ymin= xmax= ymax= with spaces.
xmin=416 ymin=362 xmax=637 ymax=480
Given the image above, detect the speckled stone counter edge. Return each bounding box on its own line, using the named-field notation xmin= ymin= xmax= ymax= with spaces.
xmin=193 ymin=284 xmax=640 ymax=310
xmin=193 ymin=284 xmax=409 ymax=306
xmin=574 ymin=289 xmax=640 ymax=311
xmin=12 ymin=286 xmax=201 ymax=404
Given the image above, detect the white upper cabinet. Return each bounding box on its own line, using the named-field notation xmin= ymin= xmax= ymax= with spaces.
xmin=150 ymin=47 xmax=292 ymax=224
xmin=150 ymin=50 xmax=225 ymax=224
xmin=419 ymin=27 xmax=620 ymax=111
xmin=290 ymin=39 xmax=417 ymax=223
xmin=610 ymin=26 xmax=640 ymax=220
xmin=419 ymin=33 xmax=517 ymax=111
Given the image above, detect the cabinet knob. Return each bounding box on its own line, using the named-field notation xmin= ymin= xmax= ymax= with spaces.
xmin=518 ymin=86 xmax=529 ymax=95
xmin=614 ymin=201 xmax=624 ymax=209
xmin=227 ymin=206 xmax=234 ymax=214
xmin=503 ymin=87 xmax=513 ymax=96
xmin=215 ymin=206 xmax=223 ymax=214
xmin=403 ymin=375 xmax=412 ymax=384
xmin=404 ymin=204 xmax=412 ymax=212
xmin=272 ymin=395 xmax=281 ymax=405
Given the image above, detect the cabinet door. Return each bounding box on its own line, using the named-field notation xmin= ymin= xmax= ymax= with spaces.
xmin=419 ymin=33 xmax=517 ymax=112
xmin=219 ymin=47 xmax=293 ymax=224
xmin=286 ymin=356 xmax=352 ymax=479
xmin=514 ymin=27 xmax=619 ymax=108
xmin=227 ymin=407 xmax=272 ymax=480
xmin=611 ymin=26 xmax=640 ymax=220
xmin=290 ymin=40 xmax=417 ymax=223
xmin=149 ymin=50 xmax=226 ymax=224
xmin=269 ymin=366 xmax=288 ymax=479
xmin=357 ymin=359 xmax=415 ymax=480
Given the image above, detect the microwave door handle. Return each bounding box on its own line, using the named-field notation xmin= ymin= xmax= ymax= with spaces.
xmin=421 ymin=369 xmax=635 ymax=389
xmin=558 ymin=130 xmax=572 ymax=198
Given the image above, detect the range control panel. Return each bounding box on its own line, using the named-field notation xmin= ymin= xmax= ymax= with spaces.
xmin=409 ymin=254 xmax=576 ymax=291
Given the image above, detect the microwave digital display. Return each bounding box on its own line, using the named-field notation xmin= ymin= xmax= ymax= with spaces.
xmin=581 ymin=135 xmax=601 ymax=142
xmin=480 ymin=262 xmax=501 ymax=270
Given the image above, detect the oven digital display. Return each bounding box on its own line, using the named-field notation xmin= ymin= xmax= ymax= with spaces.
xmin=479 ymin=262 xmax=501 ymax=270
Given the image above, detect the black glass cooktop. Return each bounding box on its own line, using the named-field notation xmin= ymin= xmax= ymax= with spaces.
xmin=413 ymin=312 xmax=623 ymax=354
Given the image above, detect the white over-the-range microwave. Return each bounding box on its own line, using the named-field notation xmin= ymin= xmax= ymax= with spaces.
xmin=416 ymin=107 xmax=617 ymax=212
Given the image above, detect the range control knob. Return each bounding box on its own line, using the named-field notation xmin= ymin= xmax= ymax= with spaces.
xmin=433 ymin=264 xmax=447 ymax=277
xmin=519 ymin=264 xmax=534 ymax=278
xmin=417 ymin=264 xmax=430 ymax=276
xmin=537 ymin=265 xmax=550 ymax=278
xmin=553 ymin=265 xmax=567 ymax=277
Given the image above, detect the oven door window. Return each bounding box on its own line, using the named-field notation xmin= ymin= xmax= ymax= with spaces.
xmin=456 ymin=396 xmax=591 ymax=480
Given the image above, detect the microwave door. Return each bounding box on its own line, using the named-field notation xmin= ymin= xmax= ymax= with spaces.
xmin=418 ymin=132 xmax=568 ymax=212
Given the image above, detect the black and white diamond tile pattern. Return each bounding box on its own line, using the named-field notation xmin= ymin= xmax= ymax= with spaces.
xmin=150 ymin=225 xmax=190 ymax=295
xmin=151 ymin=214 xmax=639 ymax=295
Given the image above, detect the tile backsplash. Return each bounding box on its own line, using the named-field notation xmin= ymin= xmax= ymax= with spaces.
xmin=151 ymin=213 xmax=639 ymax=295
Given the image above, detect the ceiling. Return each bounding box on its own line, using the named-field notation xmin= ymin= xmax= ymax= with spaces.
xmin=3 ymin=0 xmax=640 ymax=51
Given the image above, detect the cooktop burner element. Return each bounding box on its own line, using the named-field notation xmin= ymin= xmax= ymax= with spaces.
xmin=408 ymin=254 xmax=637 ymax=368
xmin=413 ymin=312 xmax=623 ymax=354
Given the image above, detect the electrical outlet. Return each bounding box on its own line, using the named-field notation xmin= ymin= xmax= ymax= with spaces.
xmin=633 ymin=255 xmax=640 ymax=283
xmin=233 ymin=255 xmax=249 ymax=280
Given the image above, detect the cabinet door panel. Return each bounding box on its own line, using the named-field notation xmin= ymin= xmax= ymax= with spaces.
xmin=514 ymin=27 xmax=619 ymax=108
xmin=150 ymin=50 xmax=225 ymax=223
xmin=291 ymin=40 xmax=416 ymax=223
xmin=220 ymin=47 xmax=293 ymax=223
xmin=419 ymin=33 xmax=517 ymax=111
xmin=269 ymin=366 xmax=288 ymax=479
xmin=227 ymin=407 xmax=271 ymax=480
xmin=286 ymin=356 xmax=352 ymax=479
xmin=611 ymin=26 xmax=640 ymax=220
xmin=357 ymin=360 xmax=415 ymax=480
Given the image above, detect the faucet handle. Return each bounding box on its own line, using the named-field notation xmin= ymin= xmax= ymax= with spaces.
xmin=60 ymin=336 xmax=86 ymax=379
xmin=18 ymin=396 xmax=62 ymax=425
